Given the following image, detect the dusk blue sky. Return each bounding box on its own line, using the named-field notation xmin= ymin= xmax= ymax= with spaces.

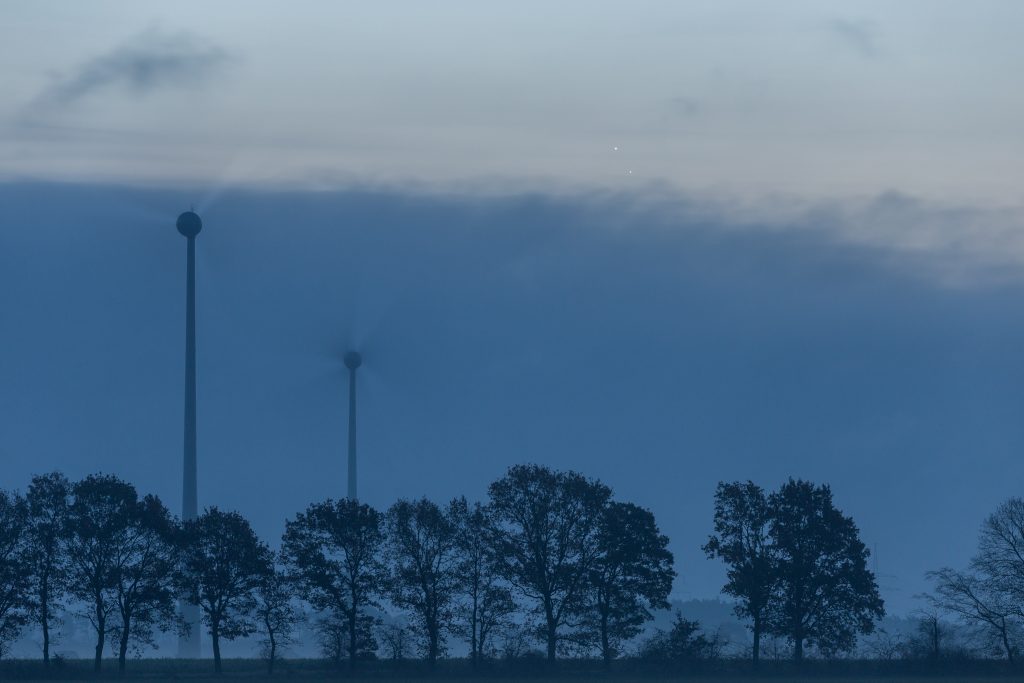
xmin=3 ymin=2 xmax=1024 ymax=617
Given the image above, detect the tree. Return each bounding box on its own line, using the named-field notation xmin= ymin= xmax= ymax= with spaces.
xmin=282 ymin=499 xmax=384 ymax=670
xmin=974 ymin=498 xmax=1024 ymax=618
xmin=178 ymin=507 xmax=271 ymax=674
xmin=914 ymin=609 xmax=945 ymax=661
xmin=108 ymin=494 xmax=180 ymax=674
xmin=639 ymin=612 xmax=713 ymax=663
xmin=766 ymin=479 xmax=884 ymax=660
xmin=254 ymin=558 xmax=301 ymax=674
xmin=65 ymin=475 xmax=138 ymax=672
xmin=377 ymin=620 xmax=410 ymax=661
xmin=587 ymin=501 xmax=674 ymax=665
xmin=314 ymin=611 xmax=376 ymax=665
xmin=926 ymin=568 xmax=1016 ymax=661
xmin=451 ymin=498 xmax=515 ymax=668
xmin=25 ymin=472 xmax=70 ymax=666
xmin=487 ymin=464 xmax=611 ymax=660
xmin=385 ymin=498 xmax=460 ymax=667
xmin=0 ymin=490 xmax=31 ymax=658
xmin=703 ymin=481 xmax=774 ymax=665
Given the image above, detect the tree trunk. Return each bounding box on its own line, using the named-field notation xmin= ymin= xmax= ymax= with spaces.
xmin=348 ymin=608 xmax=357 ymax=671
xmin=470 ymin=607 xmax=478 ymax=669
xmin=93 ymin=612 xmax=105 ymax=672
xmin=427 ymin=614 xmax=440 ymax=669
xmin=546 ymin=616 xmax=557 ymax=661
xmin=41 ymin=588 xmax=50 ymax=666
xmin=793 ymin=632 xmax=803 ymax=662
xmin=1001 ymin=619 xmax=1014 ymax=663
xmin=267 ymin=631 xmax=276 ymax=674
xmin=752 ymin=616 xmax=761 ymax=667
xmin=118 ymin=622 xmax=130 ymax=675
xmin=479 ymin=624 xmax=489 ymax=666
xmin=601 ymin=609 xmax=611 ymax=668
xmin=212 ymin=622 xmax=222 ymax=674
xmin=42 ymin=619 xmax=50 ymax=666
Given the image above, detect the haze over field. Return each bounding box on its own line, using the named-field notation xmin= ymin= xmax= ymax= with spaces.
xmin=2 ymin=1 xmax=1023 ymax=619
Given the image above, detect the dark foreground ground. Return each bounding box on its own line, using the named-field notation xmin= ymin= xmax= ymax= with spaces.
xmin=2 ymin=659 xmax=1024 ymax=682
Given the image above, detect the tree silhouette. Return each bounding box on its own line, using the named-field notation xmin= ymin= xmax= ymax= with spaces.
xmin=282 ymin=499 xmax=384 ymax=670
xmin=639 ymin=612 xmax=713 ymax=663
xmin=108 ymin=494 xmax=180 ymax=674
xmin=385 ymin=498 xmax=460 ymax=667
xmin=767 ymin=479 xmax=883 ymax=659
xmin=974 ymin=498 xmax=1024 ymax=621
xmin=25 ymin=472 xmax=70 ymax=666
xmin=450 ymin=498 xmax=515 ymax=668
xmin=0 ymin=490 xmax=31 ymax=659
xmin=703 ymin=481 xmax=775 ymax=665
xmin=488 ymin=464 xmax=610 ymax=661
xmin=254 ymin=557 xmax=301 ymax=674
xmin=65 ymin=475 xmax=138 ymax=672
xmin=178 ymin=508 xmax=271 ymax=674
xmin=926 ymin=567 xmax=1015 ymax=661
xmin=587 ymin=501 xmax=674 ymax=666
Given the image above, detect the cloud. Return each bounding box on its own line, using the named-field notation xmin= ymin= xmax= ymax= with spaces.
xmin=554 ymin=186 xmax=1024 ymax=288
xmin=33 ymin=29 xmax=228 ymax=108
xmin=667 ymin=95 xmax=701 ymax=118
xmin=829 ymin=18 xmax=880 ymax=58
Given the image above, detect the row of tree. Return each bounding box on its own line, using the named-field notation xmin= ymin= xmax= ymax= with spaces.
xmin=0 ymin=465 xmax=676 ymax=673
xmin=0 ymin=467 xmax=892 ymax=672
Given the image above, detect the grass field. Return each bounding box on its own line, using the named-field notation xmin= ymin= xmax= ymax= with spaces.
xmin=3 ymin=659 xmax=1024 ymax=683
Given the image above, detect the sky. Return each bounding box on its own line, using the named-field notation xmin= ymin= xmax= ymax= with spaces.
xmin=2 ymin=1 xmax=1024 ymax=618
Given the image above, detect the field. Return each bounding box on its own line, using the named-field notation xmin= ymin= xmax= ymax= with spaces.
xmin=3 ymin=659 xmax=1024 ymax=683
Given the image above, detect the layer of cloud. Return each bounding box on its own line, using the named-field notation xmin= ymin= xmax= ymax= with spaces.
xmin=31 ymin=29 xmax=228 ymax=109
xmin=829 ymin=18 xmax=881 ymax=58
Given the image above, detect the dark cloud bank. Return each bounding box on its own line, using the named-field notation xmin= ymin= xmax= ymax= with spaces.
xmin=1 ymin=181 xmax=1021 ymax=621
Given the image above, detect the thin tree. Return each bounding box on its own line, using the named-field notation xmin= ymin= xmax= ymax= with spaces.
xmin=488 ymin=464 xmax=611 ymax=661
xmin=703 ymin=481 xmax=775 ymax=665
xmin=909 ymin=605 xmax=945 ymax=661
xmin=377 ymin=620 xmax=410 ymax=662
xmin=451 ymin=498 xmax=515 ymax=668
xmin=282 ymin=499 xmax=385 ymax=670
xmin=25 ymin=472 xmax=70 ymax=666
xmin=385 ymin=498 xmax=461 ymax=667
xmin=0 ymin=490 xmax=31 ymax=659
xmin=178 ymin=507 xmax=271 ymax=674
xmin=926 ymin=568 xmax=1016 ymax=661
xmin=108 ymin=495 xmax=180 ymax=674
xmin=766 ymin=479 xmax=884 ymax=660
xmin=255 ymin=558 xmax=301 ymax=674
xmin=587 ymin=501 xmax=674 ymax=666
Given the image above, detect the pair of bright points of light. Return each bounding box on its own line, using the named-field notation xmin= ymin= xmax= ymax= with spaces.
xmin=612 ymin=146 xmax=632 ymax=175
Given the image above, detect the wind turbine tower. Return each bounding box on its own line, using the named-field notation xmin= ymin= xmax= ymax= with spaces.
xmin=344 ymin=351 xmax=362 ymax=500
xmin=176 ymin=210 xmax=202 ymax=658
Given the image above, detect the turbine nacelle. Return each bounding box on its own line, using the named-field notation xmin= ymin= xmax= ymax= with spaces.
xmin=177 ymin=211 xmax=203 ymax=238
xmin=344 ymin=351 xmax=362 ymax=370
